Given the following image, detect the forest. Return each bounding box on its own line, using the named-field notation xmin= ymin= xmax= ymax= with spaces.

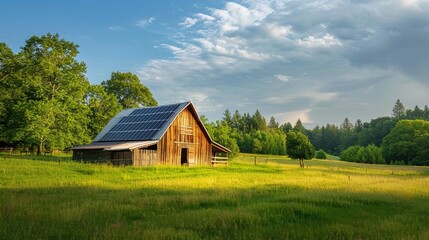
xmin=1 ymin=34 xmax=428 ymax=165
xmin=205 ymin=100 xmax=429 ymax=165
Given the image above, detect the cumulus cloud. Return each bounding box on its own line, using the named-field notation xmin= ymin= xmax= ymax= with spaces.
xmin=138 ymin=0 xmax=429 ymax=126
xmin=180 ymin=17 xmax=198 ymax=28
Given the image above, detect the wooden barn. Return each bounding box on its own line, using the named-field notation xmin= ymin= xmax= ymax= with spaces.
xmin=72 ymin=102 xmax=230 ymax=166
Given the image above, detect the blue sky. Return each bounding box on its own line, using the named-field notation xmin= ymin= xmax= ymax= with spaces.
xmin=1 ymin=0 xmax=429 ymax=127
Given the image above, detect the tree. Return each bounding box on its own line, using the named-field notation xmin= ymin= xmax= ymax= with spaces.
xmin=280 ymin=122 xmax=293 ymax=133
xmin=405 ymin=105 xmax=426 ymax=120
xmin=222 ymin=109 xmax=232 ymax=126
xmin=354 ymin=119 xmax=363 ymax=133
xmin=268 ymin=116 xmax=279 ymax=129
xmin=102 ymin=71 xmax=157 ymax=109
xmin=319 ymin=124 xmax=341 ymax=155
xmin=358 ymin=117 xmax=397 ymax=146
xmin=382 ymin=120 xmax=429 ymax=165
xmin=210 ymin=120 xmax=240 ymax=157
xmin=293 ymin=119 xmax=306 ymax=133
xmin=425 ymin=105 xmax=429 ymax=119
xmin=0 ymin=43 xmax=22 ymax=139
xmin=86 ymin=85 xmax=122 ymax=138
xmin=340 ymin=117 xmax=353 ymax=131
xmin=392 ymin=99 xmax=405 ymax=119
xmin=251 ymin=110 xmax=267 ymax=131
xmin=3 ymin=33 xmax=91 ymax=154
xmin=231 ymin=110 xmax=242 ymax=130
xmin=308 ymin=125 xmax=322 ymax=150
xmin=287 ymin=131 xmax=314 ymax=168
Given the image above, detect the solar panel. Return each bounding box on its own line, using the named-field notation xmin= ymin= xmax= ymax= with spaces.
xmin=99 ymin=103 xmax=184 ymax=141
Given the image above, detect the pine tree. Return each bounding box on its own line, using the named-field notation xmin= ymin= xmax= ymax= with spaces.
xmin=354 ymin=119 xmax=363 ymax=132
xmin=222 ymin=109 xmax=232 ymax=126
xmin=293 ymin=119 xmax=306 ymax=133
xmin=340 ymin=117 xmax=353 ymax=131
xmin=392 ymin=99 xmax=405 ymax=119
xmin=268 ymin=116 xmax=279 ymax=129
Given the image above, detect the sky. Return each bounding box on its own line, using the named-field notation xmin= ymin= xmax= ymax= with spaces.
xmin=1 ymin=0 xmax=429 ymax=128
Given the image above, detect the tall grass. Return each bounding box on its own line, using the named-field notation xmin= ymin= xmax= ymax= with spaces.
xmin=1 ymin=153 xmax=428 ymax=239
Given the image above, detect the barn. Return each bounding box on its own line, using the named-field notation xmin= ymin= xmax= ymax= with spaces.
xmin=72 ymin=102 xmax=230 ymax=166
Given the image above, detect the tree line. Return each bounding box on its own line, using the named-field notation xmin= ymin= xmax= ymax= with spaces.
xmin=204 ymin=99 xmax=429 ymax=166
xmin=0 ymin=34 xmax=156 ymax=154
xmin=201 ymin=109 xmax=314 ymax=165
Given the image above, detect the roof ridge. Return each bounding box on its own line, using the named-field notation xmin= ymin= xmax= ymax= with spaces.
xmin=124 ymin=101 xmax=192 ymax=111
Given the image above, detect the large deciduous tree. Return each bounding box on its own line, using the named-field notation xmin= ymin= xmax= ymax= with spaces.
xmin=1 ymin=33 xmax=91 ymax=154
xmin=102 ymin=71 xmax=157 ymax=109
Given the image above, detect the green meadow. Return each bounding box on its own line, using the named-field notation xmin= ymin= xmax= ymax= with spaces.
xmin=1 ymin=153 xmax=428 ymax=239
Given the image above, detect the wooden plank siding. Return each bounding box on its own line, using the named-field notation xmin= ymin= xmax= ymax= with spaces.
xmin=157 ymin=106 xmax=212 ymax=166
xmin=133 ymin=149 xmax=157 ymax=167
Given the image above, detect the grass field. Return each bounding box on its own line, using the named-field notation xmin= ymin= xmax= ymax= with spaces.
xmin=1 ymin=153 xmax=428 ymax=239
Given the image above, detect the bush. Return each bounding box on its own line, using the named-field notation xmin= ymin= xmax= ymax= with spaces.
xmin=340 ymin=145 xmax=385 ymax=164
xmin=340 ymin=145 xmax=360 ymax=162
xmin=315 ymin=150 xmax=327 ymax=159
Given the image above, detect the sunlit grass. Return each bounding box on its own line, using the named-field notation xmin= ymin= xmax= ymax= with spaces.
xmin=1 ymin=153 xmax=428 ymax=239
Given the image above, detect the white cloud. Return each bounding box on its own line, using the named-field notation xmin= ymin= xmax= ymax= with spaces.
xmin=211 ymin=2 xmax=273 ymax=33
xmin=180 ymin=17 xmax=198 ymax=28
xmin=266 ymin=23 xmax=294 ymax=39
xmin=136 ymin=17 xmax=155 ymax=28
xmin=297 ymin=33 xmax=342 ymax=48
xmin=275 ymin=109 xmax=312 ymax=125
xmin=274 ymin=74 xmax=292 ymax=82
xmin=195 ymin=13 xmax=215 ymax=23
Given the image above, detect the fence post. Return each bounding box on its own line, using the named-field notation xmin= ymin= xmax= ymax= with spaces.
xmin=253 ymin=156 xmax=256 ymax=165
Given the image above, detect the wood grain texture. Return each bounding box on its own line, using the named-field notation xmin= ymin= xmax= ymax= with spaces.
xmin=157 ymin=106 xmax=212 ymax=166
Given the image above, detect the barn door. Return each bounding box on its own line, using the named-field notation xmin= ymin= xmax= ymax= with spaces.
xmin=181 ymin=148 xmax=189 ymax=166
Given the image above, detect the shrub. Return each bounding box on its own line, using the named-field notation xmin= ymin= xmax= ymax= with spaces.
xmin=340 ymin=145 xmax=360 ymax=162
xmin=315 ymin=150 xmax=327 ymax=159
xmin=340 ymin=145 xmax=384 ymax=164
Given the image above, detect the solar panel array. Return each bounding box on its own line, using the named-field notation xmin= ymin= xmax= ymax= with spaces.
xmin=100 ymin=104 xmax=182 ymax=141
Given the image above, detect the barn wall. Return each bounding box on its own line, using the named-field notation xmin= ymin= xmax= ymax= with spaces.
xmin=110 ymin=150 xmax=132 ymax=165
xmin=72 ymin=149 xmax=108 ymax=163
xmin=158 ymin=106 xmax=212 ymax=166
xmin=133 ymin=148 xmax=158 ymax=167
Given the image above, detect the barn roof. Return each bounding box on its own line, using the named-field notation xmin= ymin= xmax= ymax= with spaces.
xmin=93 ymin=102 xmax=192 ymax=142
xmin=74 ymin=101 xmax=229 ymax=153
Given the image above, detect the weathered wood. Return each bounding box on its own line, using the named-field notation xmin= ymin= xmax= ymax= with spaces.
xmin=158 ymin=106 xmax=211 ymax=166
xmin=133 ymin=149 xmax=157 ymax=167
